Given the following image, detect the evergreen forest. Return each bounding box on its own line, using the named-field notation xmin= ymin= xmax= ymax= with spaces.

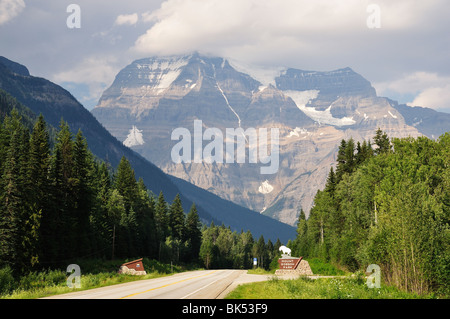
xmin=291 ymin=129 xmax=449 ymax=295
xmin=0 ymin=91 xmax=279 ymax=278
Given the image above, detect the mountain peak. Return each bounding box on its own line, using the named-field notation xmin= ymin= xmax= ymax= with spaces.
xmin=0 ymin=56 xmax=30 ymax=76
xmin=276 ymin=66 xmax=375 ymax=97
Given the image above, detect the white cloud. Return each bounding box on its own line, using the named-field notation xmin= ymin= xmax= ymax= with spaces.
xmin=408 ymin=86 xmax=450 ymax=111
xmin=114 ymin=13 xmax=139 ymax=26
xmin=131 ymin=0 xmax=445 ymax=64
xmin=0 ymin=0 xmax=25 ymax=25
xmin=374 ymin=72 xmax=450 ymax=111
xmin=52 ymin=56 xmax=121 ymax=104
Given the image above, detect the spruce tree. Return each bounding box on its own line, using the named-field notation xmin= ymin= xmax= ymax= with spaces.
xmin=114 ymin=156 xmax=138 ymax=213
xmin=154 ymin=191 xmax=169 ymax=259
xmin=169 ymin=194 xmax=185 ymax=240
xmin=73 ymin=129 xmax=94 ymax=257
xmin=28 ymin=114 xmax=51 ymax=213
xmin=324 ymin=167 xmax=336 ymax=195
xmin=335 ymin=139 xmax=347 ymax=182
xmin=135 ymin=178 xmax=157 ymax=258
xmin=374 ymin=128 xmax=391 ymax=155
xmin=55 ymin=120 xmax=77 ymax=260
xmin=0 ymin=125 xmax=23 ymax=268
xmin=184 ymin=203 xmax=202 ymax=261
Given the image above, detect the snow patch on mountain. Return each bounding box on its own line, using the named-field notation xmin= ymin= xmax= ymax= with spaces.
xmin=284 ymin=90 xmax=356 ymax=126
xmin=258 ymin=180 xmax=274 ymax=194
xmin=123 ymin=125 xmax=145 ymax=147
xmin=287 ymin=127 xmax=311 ymax=138
xmin=212 ymin=64 xmax=243 ymax=132
xmin=412 ymin=118 xmax=423 ymax=127
xmin=388 ymin=110 xmax=398 ymax=119
xmin=135 ymin=56 xmax=189 ymax=94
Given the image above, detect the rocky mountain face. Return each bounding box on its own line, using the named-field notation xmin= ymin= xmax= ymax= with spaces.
xmin=0 ymin=56 xmax=297 ymax=242
xmin=92 ymin=53 xmax=450 ymax=225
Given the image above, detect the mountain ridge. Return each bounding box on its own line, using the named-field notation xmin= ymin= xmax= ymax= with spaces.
xmin=91 ymin=53 xmax=450 ymax=225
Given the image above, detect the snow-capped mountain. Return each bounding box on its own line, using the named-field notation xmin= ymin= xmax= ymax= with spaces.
xmin=91 ymin=52 xmax=450 ymax=225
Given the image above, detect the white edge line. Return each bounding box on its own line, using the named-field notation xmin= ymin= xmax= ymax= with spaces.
xmin=180 ymin=272 xmax=228 ymax=299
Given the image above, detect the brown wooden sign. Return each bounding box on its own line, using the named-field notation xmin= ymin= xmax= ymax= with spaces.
xmin=278 ymin=257 xmax=303 ymax=270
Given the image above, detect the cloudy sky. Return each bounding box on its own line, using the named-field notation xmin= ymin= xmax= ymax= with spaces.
xmin=1 ymin=0 xmax=449 ymax=113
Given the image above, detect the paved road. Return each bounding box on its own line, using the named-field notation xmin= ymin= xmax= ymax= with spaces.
xmin=43 ymin=269 xmax=270 ymax=299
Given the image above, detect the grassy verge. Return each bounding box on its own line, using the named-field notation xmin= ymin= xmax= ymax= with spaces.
xmin=307 ymin=258 xmax=348 ymax=276
xmin=0 ymin=258 xmax=200 ymax=299
xmin=225 ymin=276 xmax=434 ymax=299
xmin=228 ymin=258 xmax=436 ymax=299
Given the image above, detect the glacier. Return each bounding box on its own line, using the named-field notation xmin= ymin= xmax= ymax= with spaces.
xmin=283 ymin=89 xmax=356 ymax=126
xmin=123 ymin=125 xmax=145 ymax=147
xmin=258 ymin=180 xmax=274 ymax=194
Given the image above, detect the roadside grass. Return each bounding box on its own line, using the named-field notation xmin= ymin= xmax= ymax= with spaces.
xmin=307 ymin=258 xmax=348 ymax=276
xmin=0 ymin=258 xmax=200 ymax=299
xmin=225 ymin=276 xmax=433 ymax=299
xmin=230 ymin=258 xmax=436 ymax=299
xmin=247 ymin=267 xmax=275 ymax=275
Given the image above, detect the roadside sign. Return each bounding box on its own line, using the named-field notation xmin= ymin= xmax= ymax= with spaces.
xmin=253 ymin=258 xmax=257 ymax=266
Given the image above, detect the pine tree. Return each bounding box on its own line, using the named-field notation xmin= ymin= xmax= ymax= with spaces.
xmin=253 ymin=235 xmax=268 ymax=269
xmin=72 ymin=129 xmax=94 ymax=257
xmin=114 ymin=156 xmax=138 ymax=213
xmin=294 ymin=209 xmax=308 ymax=257
xmin=135 ymin=178 xmax=157 ymax=258
xmin=184 ymin=203 xmax=202 ymax=261
xmin=0 ymin=123 xmax=24 ymax=268
xmin=374 ymin=128 xmax=391 ymax=155
xmin=0 ymin=110 xmax=37 ymax=271
xmin=41 ymin=139 xmax=62 ymax=263
xmin=335 ymin=139 xmax=347 ymax=182
xmin=55 ymin=120 xmax=77 ymax=260
xmin=28 ymin=114 xmax=51 ymax=213
xmin=345 ymin=138 xmax=356 ymax=173
xmin=324 ymin=167 xmax=336 ymax=195
xmin=107 ymin=189 xmax=126 ymax=259
xmin=169 ymin=194 xmax=185 ymax=241
xmin=355 ymin=140 xmax=373 ymax=165
xmin=155 ymin=191 xmax=169 ymax=259
xmin=89 ymin=162 xmax=111 ymax=258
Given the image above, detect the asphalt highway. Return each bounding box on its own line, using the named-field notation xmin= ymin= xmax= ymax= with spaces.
xmin=42 ymin=269 xmax=270 ymax=299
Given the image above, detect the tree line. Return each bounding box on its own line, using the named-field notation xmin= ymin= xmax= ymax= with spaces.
xmin=200 ymin=222 xmax=282 ymax=270
xmin=290 ymin=129 xmax=449 ymax=295
xmin=0 ymin=106 xmax=282 ymax=275
xmin=0 ymin=109 xmax=205 ymax=273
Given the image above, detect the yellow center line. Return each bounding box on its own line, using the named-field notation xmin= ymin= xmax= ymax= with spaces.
xmin=119 ymin=270 xmax=220 ymax=299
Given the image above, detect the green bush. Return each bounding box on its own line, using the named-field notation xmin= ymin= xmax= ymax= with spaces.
xmin=19 ymin=269 xmax=66 ymax=290
xmin=0 ymin=266 xmax=15 ymax=295
xmin=307 ymin=258 xmax=346 ymax=276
